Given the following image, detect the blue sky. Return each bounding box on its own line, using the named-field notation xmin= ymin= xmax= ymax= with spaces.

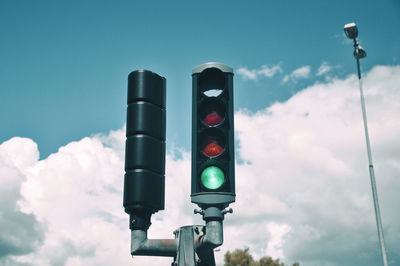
xmin=1 ymin=0 xmax=399 ymax=159
xmin=1 ymin=1 xmax=400 ymax=266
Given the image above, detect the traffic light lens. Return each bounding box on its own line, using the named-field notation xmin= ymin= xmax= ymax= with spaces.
xmin=201 ymin=131 xmax=225 ymax=158
xmin=203 ymin=89 xmax=223 ymax=97
xmin=200 ymin=97 xmax=226 ymax=127
xmin=201 ymin=166 xmax=225 ymax=190
xmin=204 ymin=111 xmax=223 ymax=126
xmin=203 ymin=142 xmax=224 ymax=157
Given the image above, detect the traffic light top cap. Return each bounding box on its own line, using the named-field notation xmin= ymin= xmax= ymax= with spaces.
xmin=192 ymin=62 xmax=233 ymax=75
xmin=128 ymin=69 xmax=166 ymax=81
xmin=128 ymin=70 xmax=166 ymax=108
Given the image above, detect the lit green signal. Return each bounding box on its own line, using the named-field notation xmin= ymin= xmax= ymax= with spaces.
xmin=200 ymin=166 xmax=225 ymax=190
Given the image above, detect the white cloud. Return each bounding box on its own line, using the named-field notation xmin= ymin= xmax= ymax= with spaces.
xmin=233 ymin=65 xmax=400 ymax=265
xmin=0 ymin=138 xmax=45 ymax=260
xmin=237 ymin=64 xmax=282 ymax=80
xmin=282 ymin=75 xmax=290 ymax=83
xmin=283 ymin=65 xmax=311 ymax=83
xmin=258 ymin=65 xmax=283 ymax=78
xmin=317 ymin=62 xmax=332 ymax=76
xmin=291 ymin=65 xmax=311 ymax=78
xmin=237 ymin=67 xmax=257 ymax=80
xmin=0 ymin=133 xmax=196 ymax=266
xmin=15 ymin=136 xmax=129 ymax=266
xmin=1 ymin=65 xmax=400 ymax=266
xmin=266 ymin=222 xmax=291 ymax=259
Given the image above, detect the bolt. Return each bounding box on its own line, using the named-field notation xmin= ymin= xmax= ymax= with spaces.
xmin=194 ymin=209 xmax=204 ymax=215
xmin=222 ymin=208 xmax=233 ymax=215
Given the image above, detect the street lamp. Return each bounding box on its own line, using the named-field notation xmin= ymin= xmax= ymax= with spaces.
xmin=344 ymin=22 xmax=388 ymax=266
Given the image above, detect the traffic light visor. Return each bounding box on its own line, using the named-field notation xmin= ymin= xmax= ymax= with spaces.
xmin=198 ymin=68 xmax=225 ymax=96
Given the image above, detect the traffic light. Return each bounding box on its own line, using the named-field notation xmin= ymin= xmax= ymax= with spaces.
xmin=191 ymin=62 xmax=235 ymax=208
xmin=123 ymin=70 xmax=166 ymax=230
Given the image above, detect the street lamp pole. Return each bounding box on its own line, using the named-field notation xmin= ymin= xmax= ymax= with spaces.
xmin=345 ymin=22 xmax=388 ymax=266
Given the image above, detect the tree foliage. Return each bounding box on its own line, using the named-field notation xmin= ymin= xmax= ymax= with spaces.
xmin=224 ymin=248 xmax=299 ymax=266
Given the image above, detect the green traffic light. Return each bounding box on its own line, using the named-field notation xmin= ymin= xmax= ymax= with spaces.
xmin=201 ymin=166 xmax=225 ymax=190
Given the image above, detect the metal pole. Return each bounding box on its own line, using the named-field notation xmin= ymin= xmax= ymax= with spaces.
xmin=355 ymin=50 xmax=388 ymax=266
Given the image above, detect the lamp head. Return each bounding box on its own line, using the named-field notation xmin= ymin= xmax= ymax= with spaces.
xmin=344 ymin=22 xmax=358 ymax=39
xmin=354 ymin=45 xmax=367 ymax=59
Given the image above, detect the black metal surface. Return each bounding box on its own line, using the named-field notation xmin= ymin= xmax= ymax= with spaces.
xmin=124 ymin=70 xmax=166 ymax=222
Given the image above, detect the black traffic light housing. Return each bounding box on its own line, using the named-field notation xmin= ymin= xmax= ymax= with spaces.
xmin=123 ymin=70 xmax=166 ymax=230
xmin=191 ymin=62 xmax=235 ymax=209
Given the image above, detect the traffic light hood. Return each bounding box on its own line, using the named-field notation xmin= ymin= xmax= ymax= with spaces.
xmin=192 ymin=62 xmax=234 ymax=75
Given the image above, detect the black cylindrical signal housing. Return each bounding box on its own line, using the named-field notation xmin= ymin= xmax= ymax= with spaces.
xmin=123 ymin=70 xmax=166 ymax=227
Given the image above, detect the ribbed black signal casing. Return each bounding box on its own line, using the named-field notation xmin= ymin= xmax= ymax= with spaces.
xmin=124 ymin=70 xmax=166 ymax=215
xmin=191 ymin=63 xmax=235 ymax=208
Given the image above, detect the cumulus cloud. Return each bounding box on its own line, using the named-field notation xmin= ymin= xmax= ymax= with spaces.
xmin=15 ymin=136 xmax=128 ymax=266
xmin=283 ymin=65 xmax=311 ymax=83
xmin=1 ymin=65 xmax=399 ymax=266
xmin=0 ymin=138 xmax=45 ymax=262
xmin=266 ymin=222 xmax=291 ymax=259
xmin=0 ymin=133 xmax=196 ymax=266
xmin=237 ymin=65 xmax=282 ymax=80
xmin=230 ymin=65 xmax=400 ymax=265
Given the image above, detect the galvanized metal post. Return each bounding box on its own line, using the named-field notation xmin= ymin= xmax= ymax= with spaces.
xmin=130 ymin=229 xmax=177 ymax=257
xmin=175 ymin=226 xmax=201 ymax=266
xmin=354 ymin=40 xmax=388 ymax=266
xmin=130 ymin=224 xmax=217 ymax=266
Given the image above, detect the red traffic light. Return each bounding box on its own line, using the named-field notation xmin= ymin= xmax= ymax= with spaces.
xmin=203 ymin=141 xmax=224 ymax=157
xmin=201 ymin=133 xmax=225 ymax=157
xmin=200 ymin=97 xmax=225 ymax=127
xmin=203 ymin=111 xmax=223 ymax=126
